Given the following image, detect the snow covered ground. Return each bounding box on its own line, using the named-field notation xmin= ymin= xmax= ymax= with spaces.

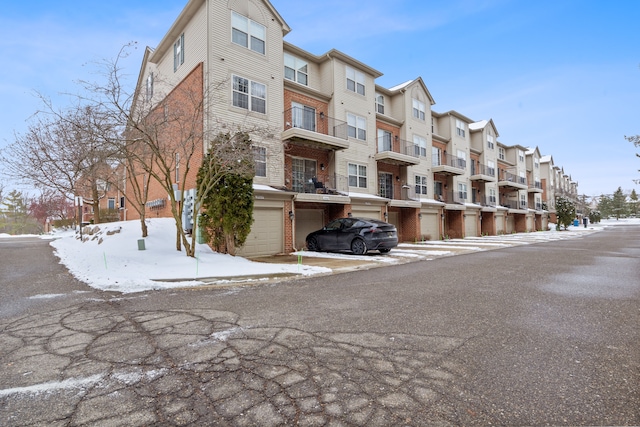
xmin=2 ymin=217 xmax=637 ymax=294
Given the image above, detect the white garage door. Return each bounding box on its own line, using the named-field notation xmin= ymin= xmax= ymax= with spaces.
xmin=420 ymin=212 xmax=440 ymax=240
xmin=464 ymin=212 xmax=478 ymax=238
xmin=295 ymin=209 xmax=324 ymax=250
xmin=351 ymin=209 xmax=381 ymax=220
xmin=237 ymin=208 xmax=284 ymax=257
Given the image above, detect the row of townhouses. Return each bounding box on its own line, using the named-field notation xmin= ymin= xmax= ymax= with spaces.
xmin=109 ymin=0 xmax=580 ymax=257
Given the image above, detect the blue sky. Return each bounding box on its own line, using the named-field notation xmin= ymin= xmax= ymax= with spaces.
xmin=1 ymin=0 xmax=638 ymax=197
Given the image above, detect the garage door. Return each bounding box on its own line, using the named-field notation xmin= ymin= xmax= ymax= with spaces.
xmin=420 ymin=212 xmax=440 ymax=240
xmin=295 ymin=209 xmax=324 ymax=250
xmin=464 ymin=212 xmax=478 ymax=237
xmin=351 ymin=209 xmax=380 ymax=220
xmin=237 ymin=208 xmax=283 ymax=257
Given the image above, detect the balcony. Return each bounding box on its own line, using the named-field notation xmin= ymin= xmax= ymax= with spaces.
xmin=292 ymin=173 xmax=350 ymax=203
xmin=432 ymin=153 xmax=465 ymax=176
xmin=501 ymin=199 xmax=528 ymax=210
xmin=527 ymin=181 xmax=543 ymax=193
xmin=380 ymin=183 xmax=422 ymax=208
xmin=498 ymin=171 xmax=527 ymax=191
xmin=282 ymin=107 xmax=349 ymax=151
xmin=374 ymin=137 xmax=420 ymax=166
xmin=470 ymin=162 xmax=496 ymax=182
xmin=479 ymin=196 xmax=497 ymax=207
xmin=435 ymin=190 xmax=467 ymax=205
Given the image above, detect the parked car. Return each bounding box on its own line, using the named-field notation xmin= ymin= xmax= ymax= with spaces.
xmin=305 ymin=217 xmax=398 ymax=255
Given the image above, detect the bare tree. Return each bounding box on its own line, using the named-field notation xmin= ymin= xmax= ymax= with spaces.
xmin=80 ymin=45 xmax=279 ymax=256
xmin=1 ymin=101 xmax=121 ymax=224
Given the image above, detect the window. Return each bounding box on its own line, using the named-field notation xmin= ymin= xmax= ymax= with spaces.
xmin=107 ymin=198 xmax=116 ymax=210
xmin=231 ymin=12 xmax=265 ymax=54
xmin=518 ymin=149 xmax=525 ymax=163
xmin=232 ymin=75 xmax=266 ymax=113
xmin=348 ymin=163 xmax=367 ymax=188
xmin=292 ymin=158 xmax=316 ymax=192
xmin=487 ymin=134 xmax=495 ymax=149
xmin=431 ymin=117 xmax=435 ymax=133
xmin=414 ymin=135 xmax=427 ymax=157
xmin=253 ymin=146 xmax=266 ymax=177
xmin=377 ymin=129 xmax=392 ymax=152
xmin=487 ymin=160 xmax=496 ymax=177
xmin=378 ymin=173 xmax=393 ymax=198
xmin=498 ymin=147 xmax=505 ymax=160
xmin=284 ymin=53 xmax=308 ymax=85
xmin=456 ymin=149 xmax=466 ymax=168
xmin=175 ymin=153 xmax=180 ymax=183
xmin=292 ymin=102 xmax=315 ymax=131
xmin=375 ymin=93 xmax=385 ymax=114
xmin=434 ymin=181 xmax=443 ymax=199
xmin=432 ymin=146 xmax=441 ymax=166
xmin=456 ymin=119 xmax=466 ymax=137
xmin=174 ymin=33 xmax=184 ymax=72
xmin=534 ymin=158 xmax=539 ymax=169
xmin=347 ymin=113 xmax=366 ymax=141
xmin=458 ymin=183 xmax=468 ymax=201
xmin=520 ymin=193 xmax=527 ymax=208
xmin=146 ymin=72 xmax=154 ymax=101
xmin=415 ymin=175 xmax=428 ymax=195
xmin=519 ymin=171 xmax=526 ymax=185
xmin=413 ymin=99 xmax=425 ymax=121
xmin=489 ymin=188 xmax=496 ymax=204
xmin=346 ymin=67 xmax=365 ymax=95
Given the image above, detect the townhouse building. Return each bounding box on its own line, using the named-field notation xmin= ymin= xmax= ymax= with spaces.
xmin=126 ymin=0 xmax=579 ymax=256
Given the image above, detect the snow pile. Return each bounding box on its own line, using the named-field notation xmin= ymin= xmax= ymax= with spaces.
xmin=49 ymin=218 xmax=330 ymax=294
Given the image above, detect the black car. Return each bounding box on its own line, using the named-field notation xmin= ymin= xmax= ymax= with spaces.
xmin=305 ymin=217 xmax=398 ymax=255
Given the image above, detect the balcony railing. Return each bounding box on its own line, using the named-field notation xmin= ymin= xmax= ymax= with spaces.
xmin=501 ymin=200 xmax=528 ymax=210
xmin=470 ymin=162 xmax=495 ymax=178
xmin=435 ymin=190 xmax=466 ymax=204
xmin=481 ymin=196 xmax=497 ymax=207
xmin=499 ymin=170 xmax=518 ymax=182
xmin=378 ymin=183 xmax=417 ymax=201
xmin=293 ymin=173 xmax=348 ymax=195
xmin=529 ymin=181 xmax=542 ymax=190
xmin=284 ymin=107 xmax=348 ymax=140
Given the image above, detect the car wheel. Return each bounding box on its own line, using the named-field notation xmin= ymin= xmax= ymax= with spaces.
xmin=378 ymin=248 xmax=391 ymax=254
xmin=351 ymin=238 xmax=367 ymax=255
xmin=306 ymin=237 xmax=319 ymax=252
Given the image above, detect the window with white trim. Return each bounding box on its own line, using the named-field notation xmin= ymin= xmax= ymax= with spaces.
xmin=458 ymin=183 xmax=467 ymax=201
xmin=107 ymin=198 xmax=116 ymax=210
xmin=498 ymin=147 xmax=505 ymax=160
xmin=284 ymin=53 xmax=308 ymax=85
xmin=146 ymin=72 xmax=154 ymax=101
xmin=487 ymin=160 xmax=495 ymax=177
xmin=415 ymin=175 xmax=428 ymax=195
xmin=346 ymin=67 xmax=365 ymax=95
xmin=414 ymin=135 xmax=427 ymax=157
xmin=232 ymin=75 xmax=266 ymax=113
xmin=347 ymin=113 xmax=367 ymax=141
xmin=253 ymin=146 xmax=266 ymax=177
xmin=377 ymin=129 xmax=392 ymax=152
xmin=489 ymin=188 xmax=496 ymax=204
xmin=487 ymin=134 xmax=495 ymax=149
xmin=519 ymin=171 xmax=526 ymax=185
xmin=431 ymin=117 xmax=435 ymax=133
xmin=231 ymin=12 xmax=265 ymax=54
xmin=413 ymin=99 xmax=425 ymax=121
xmin=375 ymin=93 xmax=384 ymax=114
xmin=432 ymin=146 xmax=441 ymax=166
xmin=348 ymin=163 xmax=367 ymax=188
xmin=518 ymin=149 xmax=525 ymax=162
xmin=174 ymin=33 xmax=184 ymax=72
xmin=520 ymin=193 xmax=527 ymax=208
xmin=456 ymin=149 xmax=467 ymax=168
xmin=456 ymin=119 xmax=466 ymax=137
xmin=534 ymin=158 xmax=539 ymax=169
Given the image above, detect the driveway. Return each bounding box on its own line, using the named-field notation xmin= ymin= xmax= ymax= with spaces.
xmin=0 ymin=226 xmax=638 ymax=426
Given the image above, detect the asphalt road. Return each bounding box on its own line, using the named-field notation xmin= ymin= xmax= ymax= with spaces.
xmin=0 ymin=226 xmax=638 ymax=426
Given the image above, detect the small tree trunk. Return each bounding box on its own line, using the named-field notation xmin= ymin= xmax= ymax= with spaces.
xmin=225 ymin=233 xmax=236 ymax=256
xmin=139 ymin=216 xmax=148 ymax=237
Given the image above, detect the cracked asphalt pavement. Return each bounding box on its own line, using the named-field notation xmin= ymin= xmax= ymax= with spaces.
xmin=1 ymin=226 xmax=639 ymax=426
